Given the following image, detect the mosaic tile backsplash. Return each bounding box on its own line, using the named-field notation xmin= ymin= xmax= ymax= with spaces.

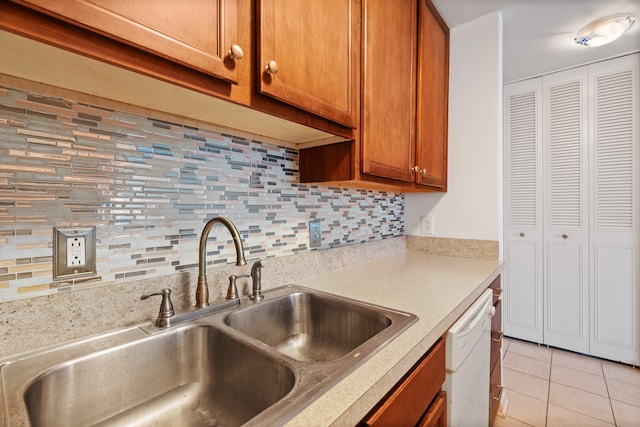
xmin=0 ymin=86 xmax=403 ymax=302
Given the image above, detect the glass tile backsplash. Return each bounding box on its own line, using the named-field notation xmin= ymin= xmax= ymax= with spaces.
xmin=0 ymin=86 xmax=403 ymax=301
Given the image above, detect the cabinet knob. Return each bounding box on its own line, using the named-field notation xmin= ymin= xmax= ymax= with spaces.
xmin=519 ymin=232 xmax=525 ymax=237
xmin=265 ymin=60 xmax=279 ymax=75
xmin=420 ymin=168 xmax=427 ymax=177
xmin=562 ymin=233 xmax=568 ymax=239
xmin=411 ymin=165 xmax=419 ymax=173
xmin=228 ymin=44 xmax=244 ymax=60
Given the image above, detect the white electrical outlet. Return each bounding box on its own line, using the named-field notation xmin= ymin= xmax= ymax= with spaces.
xmin=53 ymin=227 xmax=96 ymax=280
xmin=66 ymin=236 xmax=86 ymax=267
xmin=421 ymin=216 xmax=434 ymax=235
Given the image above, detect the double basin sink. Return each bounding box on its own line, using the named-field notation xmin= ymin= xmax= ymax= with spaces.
xmin=0 ymin=285 xmax=417 ymax=426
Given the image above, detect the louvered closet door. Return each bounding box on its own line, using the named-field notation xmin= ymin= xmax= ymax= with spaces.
xmin=504 ymin=78 xmax=544 ymax=343
xmin=542 ymin=67 xmax=590 ymax=354
xmin=589 ymin=54 xmax=640 ymax=365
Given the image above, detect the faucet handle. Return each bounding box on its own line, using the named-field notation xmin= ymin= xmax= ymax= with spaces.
xmin=227 ymin=274 xmax=250 ymax=300
xmin=141 ymin=288 xmax=175 ymax=328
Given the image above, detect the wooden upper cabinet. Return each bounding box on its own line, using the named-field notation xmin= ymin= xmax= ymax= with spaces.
xmin=257 ymin=0 xmax=359 ymax=128
xmin=299 ymin=0 xmax=449 ymax=192
xmin=416 ymin=0 xmax=449 ymax=190
xmin=9 ymin=0 xmax=242 ymax=83
xmin=361 ymin=0 xmax=417 ymax=183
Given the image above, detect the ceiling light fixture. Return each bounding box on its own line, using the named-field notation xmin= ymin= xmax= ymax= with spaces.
xmin=574 ymin=14 xmax=636 ymax=47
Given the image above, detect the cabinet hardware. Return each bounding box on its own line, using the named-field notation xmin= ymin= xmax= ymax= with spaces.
xmin=491 ymin=385 xmax=504 ymax=401
xmin=265 ymin=60 xmax=279 ymax=75
xmin=493 ymin=288 xmax=503 ymax=298
xmin=420 ymin=168 xmax=428 ymax=177
xmin=562 ymin=233 xmax=568 ymax=239
xmin=411 ymin=165 xmax=420 ymax=172
xmin=228 ymin=44 xmax=244 ymax=60
xmin=519 ymin=232 xmax=525 ymax=237
xmin=492 ymin=331 xmax=504 ymax=342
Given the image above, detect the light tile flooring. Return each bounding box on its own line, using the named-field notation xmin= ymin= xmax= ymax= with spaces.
xmin=494 ymin=337 xmax=640 ymax=427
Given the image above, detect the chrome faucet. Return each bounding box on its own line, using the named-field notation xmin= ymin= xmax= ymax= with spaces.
xmin=196 ymin=217 xmax=246 ymax=308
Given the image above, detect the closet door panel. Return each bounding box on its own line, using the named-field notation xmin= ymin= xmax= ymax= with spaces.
xmin=592 ymin=245 xmax=636 ymax=351
xmin=505 ymin=240 xmax=543 ymax=342
xmin=504 ymin=78 xmax=543 ymax=342
xmin=546 ymin=241 xmax=588 ymax=351
xmin=542 ymin=68 xmax=589 ymax=354
xmin=589 ymin=54 xmax=639 ymax=364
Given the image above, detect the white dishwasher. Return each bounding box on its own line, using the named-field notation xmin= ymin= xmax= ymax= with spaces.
xmin=443 ymin=288 xmax=494 ymax=427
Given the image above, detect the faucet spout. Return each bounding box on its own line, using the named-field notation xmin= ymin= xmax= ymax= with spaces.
xmin=196 ymin=216 xmax=246 ymax=308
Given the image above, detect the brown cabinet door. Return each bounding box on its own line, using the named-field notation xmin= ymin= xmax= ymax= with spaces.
xmin=361 ymin=0 xmax=417 ymax=182
xmin=258 ymin=0 xmax=359 ymax=127
xmin=362 ymin=338 xmax=445 ymax=427
xmin=10 ymin=0 xmax=241 ymax=82
xmin=417 ymin=391 xmax=447 ymax=427
xmin=415 ymin=0 xmax=449 ymax=190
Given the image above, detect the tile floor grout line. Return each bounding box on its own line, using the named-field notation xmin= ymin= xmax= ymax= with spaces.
xmin=545 ymin=347 xmax=553 ymax=426
xmin=602 ymin=374 xmax=618 ymax=426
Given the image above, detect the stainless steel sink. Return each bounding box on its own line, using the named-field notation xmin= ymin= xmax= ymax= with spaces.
xmin=0 ymin=285 xmax=416 ymax=426
xmin=225 ymin=291 xmax=394 ymax=362
xmin=23 ymin=325 xmax=295 ymax=427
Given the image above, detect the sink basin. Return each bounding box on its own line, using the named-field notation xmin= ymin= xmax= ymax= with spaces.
xmin=225 ymin=291 xmax=394 ymax=362
xmin=23 ymin=325 xmax=295 ymax=427
xmin=0 ymin=285 xmax=416 ymax=426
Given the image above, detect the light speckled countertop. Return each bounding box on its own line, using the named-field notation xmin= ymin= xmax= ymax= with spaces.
xmin=284 ymin=252 xmax=502 ymax=426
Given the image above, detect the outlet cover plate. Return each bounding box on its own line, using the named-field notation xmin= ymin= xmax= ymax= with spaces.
xmin=53 ymin=227 xmax=97 ymax=280
xmin=421 ymin=216 xmax=434 ymax=235
xmin=309 ymin=220 xmax=321 ymax=248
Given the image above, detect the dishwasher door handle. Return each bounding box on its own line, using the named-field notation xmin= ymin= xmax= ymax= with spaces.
xmin=452 ymin=289 xmax=493 ymax=338
xmin=457 ymin=309 xmax=487 ymax=337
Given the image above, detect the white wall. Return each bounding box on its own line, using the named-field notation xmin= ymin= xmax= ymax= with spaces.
xmin=406 ymin=11 xmax=503 ymax=251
